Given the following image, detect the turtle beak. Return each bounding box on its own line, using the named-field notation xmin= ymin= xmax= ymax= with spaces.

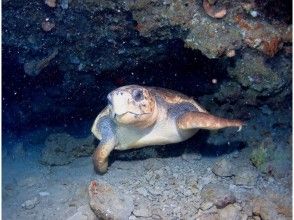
xmin=107 ymin=92 xmax=116 ymax=119
xmin=111 ymin=92 xmax=130 ymax=116
xmin=107 ymin=92 xmax=113 ymax=105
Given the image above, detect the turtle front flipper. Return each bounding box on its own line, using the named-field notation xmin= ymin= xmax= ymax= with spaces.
xmin=93 ymin=138 xmax=116 ymax=174
xmin=92 ymin=116 xmax=117 ymax=174
xmin=177 ymin=111 xmax=245 ymax=131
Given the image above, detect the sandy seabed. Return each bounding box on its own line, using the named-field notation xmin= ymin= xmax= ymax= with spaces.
xmin=3 ymin=142 xmax=292 ymax=220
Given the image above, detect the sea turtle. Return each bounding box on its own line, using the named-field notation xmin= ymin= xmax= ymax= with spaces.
xmin=91 ymin=85 xmax=244 ymax=174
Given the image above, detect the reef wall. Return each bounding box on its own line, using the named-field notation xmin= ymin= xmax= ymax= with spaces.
xmin=2 ymin=0 xmax=292 ymax=132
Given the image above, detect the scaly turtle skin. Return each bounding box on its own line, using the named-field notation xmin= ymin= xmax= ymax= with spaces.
xmin=91 ymin=85 xmax=244 ymax=174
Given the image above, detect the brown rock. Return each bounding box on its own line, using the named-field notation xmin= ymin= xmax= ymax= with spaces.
xmin=197 ymin=212 xmax=220 ymax=220
xmin=66 ymin=205 xmax=97 ymax=220
xmin=212 ymin=159 xmax=234 ymax=177
xmin=45 ymin=0 xmax=56 ymax=7
xmin=252 ymin=197 xmax=279 ymax=220
xmin=234 ymin=168 xmax=258 ymax=186
xmin=201 ymin=183 xmax=236 ymax=209
xmin=218 ymin=204 xmax=245 ymax=220
xmin=88 ymin=180 xmax=134 ymax=220
xmin=268 ymin=192 xmax=292 ymax=218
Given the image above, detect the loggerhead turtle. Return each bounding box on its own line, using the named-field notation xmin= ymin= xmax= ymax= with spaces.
xmin=91 ymin=85 xmax=244 ymax=174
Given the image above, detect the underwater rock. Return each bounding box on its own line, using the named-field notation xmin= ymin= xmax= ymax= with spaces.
xmin=128 ymin=0 xmax=290 ymax=59
xmin=234 ymin=168 xmax=258 ymax=186
xmin=133 ymin=202 xmax=152 ymax=218
xmin=45 ymin=0 xmax=56 ymax=8
xmin=218 ymin=204 xmax=245 ymax=220
xmin=234 ymin=15 xmax=291 ymax=57
xmin=250 ymin=137 xmax=292 ymax=178
xmin=41 ymin=19 xmax=55 ymax=32
xmin=40 ymin=133 xmax=95 ymax=166
xmin=232 ymin=151 xmax=239 ymax=158
xmin=60 ymin=0 xmax=69 ymax=9
xmin=263 ymin=160 xmax=292 ymax=179
xmin=267 ymin=192 xmax=292 ymax=218
xmin=228 ymin=50 xmax=291 ymax=98
xmin=252 ymin=197 xmax=281 ymax=220
xmin=214 ymin=81 xmax=242 ymax=103
xmin=181 ymin=151 xmax=202 ymax=161
xmin=203 ymin=0 xmax=227 ymax=19
xmin=212 ymin=159 xmax=234 ymax=177
xmin=24 ymin=49 xmax=58 ymax=76
xmin=196 ymin=212 xmax=220 ymax=220
xmin=130 ymin=0 xmax=290 ymax=59
xmin=3 ymin=0 xmax=170 ymax=77
xmin=136 ymin=187 xmax=148 ymax=197
xmin=185 ymin=17 xmax=242 ymax=59
xmin=21 ymin=197 xmax=39 ymax=210
xmin=200 ymin=201 xmax=214 ymax=211
xmin=88 ymin=180 xmax=134 ymax=220
xmin=3 ymin=0 xmax=291 ymax=79
xmin=66 ymin=205 xmax=97 ymax=220
xmin=201 ymin=183 xmax=236 ymax=209
xmin=2 ymin=0 xmax=292 ymax=134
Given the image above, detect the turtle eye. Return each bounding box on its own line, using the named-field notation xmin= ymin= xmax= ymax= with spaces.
xmin=132 ymin=89 xmax=143 ymax=102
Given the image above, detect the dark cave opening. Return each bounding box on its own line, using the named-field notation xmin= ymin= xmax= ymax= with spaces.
xmin=2 ymin=40 xmax=231 ymax=137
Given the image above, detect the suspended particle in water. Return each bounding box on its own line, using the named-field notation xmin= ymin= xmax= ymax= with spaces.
xmin=226 ymin=49 xmax=236 ymax=57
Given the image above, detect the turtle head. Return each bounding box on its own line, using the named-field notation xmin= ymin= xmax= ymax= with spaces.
xmin=107 ymin=85 xmax=158 ymax=127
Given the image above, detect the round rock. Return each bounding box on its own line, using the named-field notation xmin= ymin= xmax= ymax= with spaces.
xmin=212 ymin=159 xmax=234 ymax=177
xmin=234 ymin=168 xmax=258 ymax=186
xmin=201 ymin=183 xmax=236 ymax=208
xmin=88 ymin=180 xmax=134 ymax=220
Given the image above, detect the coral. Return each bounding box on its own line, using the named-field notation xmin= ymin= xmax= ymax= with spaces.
xmin=250 ymin=137 xmax=291 ymax=178
xmin=251 ymin=137 xmax=275 ymax=167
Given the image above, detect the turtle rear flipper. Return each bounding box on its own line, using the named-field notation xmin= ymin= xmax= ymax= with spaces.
xmin=177 ymin=111 xmax=245 ymax=131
